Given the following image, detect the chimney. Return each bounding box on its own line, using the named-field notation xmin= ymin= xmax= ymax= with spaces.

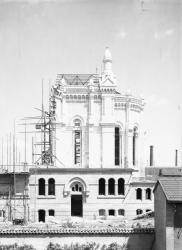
xmin=175 ymin=149 xmax=178 ymax=167
xmin=150 ymin=145 xmax=154 ymax=167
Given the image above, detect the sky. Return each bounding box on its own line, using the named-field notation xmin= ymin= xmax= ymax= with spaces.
xmin=0 ymin=0 xmax=181 ymax=167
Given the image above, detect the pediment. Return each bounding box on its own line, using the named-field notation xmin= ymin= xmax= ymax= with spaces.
xmin=100 ymin=76 xmax=116 ymax=87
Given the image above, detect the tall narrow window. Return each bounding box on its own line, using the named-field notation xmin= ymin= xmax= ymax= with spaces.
xmin=38 ymin=178 xmax=45 ymax=195
xmin=146 ymin=188 xmax=151 ymax=200
xmin=74 ymin=119 xmax=82 ymax=165
xmin=99 ymin=178 xmax=105 ymax=195
xmin=108 ymin=178 xmax=115 ymax=195
xmin=115 ymin=127 xmax=120 ymax=165
xmin=118 ymin=178 xmax=125 ymax=195
xmin=48 ymin=178 xmax=55 ymax=195
xmin=133 ymin=127 xmax=138 ymax=166
xmin=136 ymin=188 xmax=142 ymax=200
xmin=38 ymin=210 xmax=45 ymax=222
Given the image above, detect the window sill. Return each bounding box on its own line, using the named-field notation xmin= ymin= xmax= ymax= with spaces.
xmin=37 ymin=195 xmax=56 ymax=199
xmin=97 ymin=195 xmax=125 ymax=199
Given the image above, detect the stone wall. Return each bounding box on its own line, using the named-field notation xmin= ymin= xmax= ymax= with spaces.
xmin=0 ymin=228 xmax=155 ymax=250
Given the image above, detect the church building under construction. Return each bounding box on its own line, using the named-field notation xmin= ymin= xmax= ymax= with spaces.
xmin=0 ymin=48 xmax=155 ymax=223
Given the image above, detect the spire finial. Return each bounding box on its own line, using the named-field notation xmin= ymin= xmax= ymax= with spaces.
xmin=103 ymin=47 xmax=113 ymax=76
xmin=103 ymin=47 xmax=112 ymax=62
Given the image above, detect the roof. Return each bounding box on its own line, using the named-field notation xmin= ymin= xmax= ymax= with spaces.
xmin=154 ymin=177 xmax=182 ymax=202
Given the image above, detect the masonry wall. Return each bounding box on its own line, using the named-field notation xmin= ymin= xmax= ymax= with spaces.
xmin=154 ymin=184 xmax=166 ymax=250
xmin=0 ymin=231 xmax=155 ymax=250
xmin=29 ymin=169 xmax=154 ymax=222
xmin=54 ymin=88 xmax=142 ymax=170
xmin=174 ymin=203 xmax=182 ymax=250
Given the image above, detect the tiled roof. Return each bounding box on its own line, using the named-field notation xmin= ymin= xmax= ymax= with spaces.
xmin=157 ymin=178 xmax=182 ymax=202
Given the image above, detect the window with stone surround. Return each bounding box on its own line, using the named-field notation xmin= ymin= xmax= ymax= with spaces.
xmin=38 ymin=178 xmax=45 ymax=195
xmin=145 ymin=188 xmax=151 ymax=200
xmin=0 ymin=210 xmax=5 ymax=218
xmin=115 ymin=127 xmax=120 ymax=165
xmin=71 ymin=182 xmax=83 ymax=192
xmin=48 ymin=178 xmax=55 ymax=195
xmin=74 ymin=119 xmax=82 ymax=166
xmin=133 ymin=127 xmax=138 ymax=166
xmin=118 ymin=209 xmax=125 ymax=216
xmin=136 ymin=209 xmax=143 ymax=215
xmin=108 ymin=178 xmax=115 ymax=195
xmin=99 ymin=209 xmax=106 ymax=216
xmin=99 ymin=178 xmax=105 ymax=195
xmin=136 ymin=188 xmax=142 ymax=200
xmin=38 ymin=210 xmax=45 ymax=222
xmin=118 ymin=178 xmax=125 ymax=195
xmin=49 ymin=209 xmax=55 ymax=216
xmin=108 ymin=209 xmax=115 ymax=216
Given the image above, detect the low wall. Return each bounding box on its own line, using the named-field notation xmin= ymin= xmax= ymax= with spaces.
xmin=0 ymin=227 xmax=155 ymax=250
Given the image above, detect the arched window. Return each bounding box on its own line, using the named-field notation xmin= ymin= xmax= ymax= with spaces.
xmin=146 ymin=188 xmax=151 ymax=200
xmin=136 ymin=209 xmax=143 ymax=215
xmin=108 ymin=209 xmax=115 ymax=216
xmin=99 ymin=178 xmax=105 ymax=195
xmin=99 ymin=209 xmax=106 ymax=216
xmin=49 ymin=210 xmax=55 ymax=216
xmin=71 ymin=182 xmax=83 ymax=192
xmin=74 ymin=119 xmax=82 ymax=166
xmin=38 ymin=178 xmax=45 ymax=195
xmin=118 ymin=209 xmax=125 ymax=216
xmin=118 ymin=178 xmax=125 ymax=195
xmin=115 ymin=127 xmax=120 ymax=165
xmin=48 ymin=178 xmax=55 ymax=195
xmin=38 ymin=210 xmax=45 ymax=222
xmin=108 ymin=178 xmax=115 ymax=195
xmin=133 ymin=127 xmax=138 ymax=166
xmin=0 ymin=210 xmax=5 ymax=218
xmin=136 ymin=188 xmax=142 ymax=200
xmin=146 ymin=209 xmax=152 ymax=213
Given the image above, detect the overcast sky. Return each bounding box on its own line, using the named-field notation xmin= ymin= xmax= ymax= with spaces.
xmin=0 ymin=0 xmax=181 ymax=167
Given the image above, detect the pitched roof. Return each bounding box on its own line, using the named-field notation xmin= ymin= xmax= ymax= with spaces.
xmin=156 ymin=178 xmax=182 ymax=202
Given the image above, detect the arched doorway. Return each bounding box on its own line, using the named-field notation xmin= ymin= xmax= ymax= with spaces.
xmin=70 ymin=182 xmax=83 ymax=217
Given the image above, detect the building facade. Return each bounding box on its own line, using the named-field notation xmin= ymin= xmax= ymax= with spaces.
xmin=29 ymin=48 xmax=155 ymax=222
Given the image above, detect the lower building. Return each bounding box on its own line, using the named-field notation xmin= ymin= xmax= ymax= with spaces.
xmin=154 ymin=171 xmax=182 ymax=250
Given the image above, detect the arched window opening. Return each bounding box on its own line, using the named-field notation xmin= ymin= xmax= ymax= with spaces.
xmin=108 ymin=209 xmax=115 ymax=216
xmin=136 ymin=209 xmax=143 ymax=215
xmin=115 ymin=127 xmax=120 ymax=165
xmin=99 ymin=178 xmax=105 ymax=195
xmin=133 ymin=127 xmax=138 ymax=166
xmin=74 ymin=119 xmax=82 ymax=166
xmin=118 ymin=209 xmax=125 ymax=216
xmin=146 ymin=188 xmax=151 ymax=200
xmin=48 ymin=178 xmax=55 ymax=195
xmin=118 ymin=178 xmax=125 ymax=195
xmin=49 ymin=210 xmax=55 ymax=216
xmin=108 ymin=178 xmax=115 ymax=195
xmin=71 ymin=182 xmax=83 ymax=193
xmin=136 ymin=188 xmax=142 ymax=200
xmin=0 ymin=210 xmax=5 ymax=218
xmin=146 ymin=209 xmax=152 ymax=213
xmin=38 ymin=178 xmax=45 ymax=196
xmin=99 ymin=209 xmax=106 ymax=216
xmin=38 ymin=210 xmax=45 ymax=222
